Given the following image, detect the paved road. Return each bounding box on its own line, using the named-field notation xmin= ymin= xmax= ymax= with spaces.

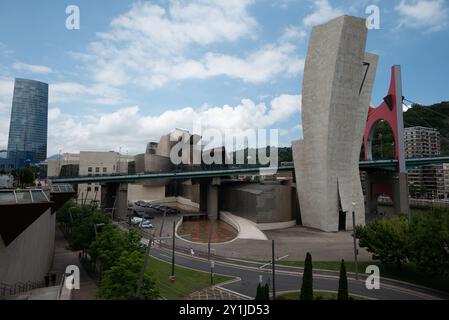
xmin=148 ymin=244 xmax=444 ymax=300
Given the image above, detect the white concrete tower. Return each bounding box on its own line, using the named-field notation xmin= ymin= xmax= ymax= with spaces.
xmin=292 ymin=16 xmax=378 ymax=232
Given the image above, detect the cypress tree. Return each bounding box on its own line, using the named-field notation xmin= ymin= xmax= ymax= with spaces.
xmin=338 ymin=259 xmax=349 ymax=300
xmin=264 ymin=283 xmax=270 ymax=300
xmin=255 ymin=283 xmax=262 ymax=300
xmin=254 ymin=283 xmax=260 ymax=300
xmin=300 ymin=252 xmax=313 ymax=300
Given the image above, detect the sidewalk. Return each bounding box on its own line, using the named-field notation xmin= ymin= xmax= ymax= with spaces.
xmin=50 ymin=227 xmax=98 ymax=300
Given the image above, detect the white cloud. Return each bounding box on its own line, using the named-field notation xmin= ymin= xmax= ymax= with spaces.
xmin=303 ymin=0 xmax=344 ymax=28
xmin=282 ymin=26 xmax=307 ymax=41
xmin=12 ymin=62 xmax=53 ymax=74
xmin=0 ymin=41 xmax=14 ymax=58
xmin=0 ymin=78 xmax=14 ymax=112
xmin=395 ymin=0 xmax=449 ymax=32
xmin=0 ymin=78 xmax=13 ymax=150
xmin=49 ymin=82 xmax=123 ymax=105
xmin=46 ymin=94 xmax=301 ymax=155
xmin=74 ymin=0 xmax=303 ymax=90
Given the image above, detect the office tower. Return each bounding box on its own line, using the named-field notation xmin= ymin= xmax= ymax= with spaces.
xmin=7 ymin=78 xmax=48 ymax=167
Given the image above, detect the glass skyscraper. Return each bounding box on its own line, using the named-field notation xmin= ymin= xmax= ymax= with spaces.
xmin=7 ymin=78 xmax=48 ymax=168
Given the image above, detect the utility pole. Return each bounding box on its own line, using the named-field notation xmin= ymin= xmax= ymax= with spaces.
xmin=352 ymin=210 xmax=359 ymax=280
xmin=208 ymin=233 xmax=212 ymax=261
xmin=136 ymin=236 xmax=153 ymax=299
xmin=159 ymin=209 xmax=166 ymax=248
xmin=171 ymin=221 xmax=176 ymax=277
xmin=210 ymin=260 xmax=215 ymax=285
xmin=272 ymin=239 xmax=275 ymax=300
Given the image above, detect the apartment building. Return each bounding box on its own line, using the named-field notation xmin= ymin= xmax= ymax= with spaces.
xmin=405 ymin=127 xmax=445 ymax=199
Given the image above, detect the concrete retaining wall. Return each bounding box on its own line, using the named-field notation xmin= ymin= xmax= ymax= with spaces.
xmin=0 ymin=209 xmax=55 ymax=286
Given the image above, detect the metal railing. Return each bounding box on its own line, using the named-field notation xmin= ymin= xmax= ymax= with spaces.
xmin=50 ymin=184 xmax=75 ymax=193
xmin=0 ymin=280 xmax=46 ymax=299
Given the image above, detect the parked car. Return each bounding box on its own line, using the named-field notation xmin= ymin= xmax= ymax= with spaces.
xmin=135 ymin=200 xmax=146 ymax=207
xmin=131 ymin=217 xmax=144 ymax=225
xmin=166 ymin=208 xmax=179 ymax=215
xmin=139 ymin=220 xmax=154 ymax=228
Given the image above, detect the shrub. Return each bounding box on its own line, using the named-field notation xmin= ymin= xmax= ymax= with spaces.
xmin=337 ymin=259 xmax=348 ymax=300
xmin=300 ymin=252 xmax=313 ymax=300
xmin=356 ymin=216 xmax=409 ymax=269
xmin=408 ymin=208 xmax=449 ymax=276
xmin=98 ymin=250 xmax=159 ymax=300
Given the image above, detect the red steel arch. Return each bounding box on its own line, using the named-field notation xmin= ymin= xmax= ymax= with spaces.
xmin=363 ymin=65 xmax=405 ymax=172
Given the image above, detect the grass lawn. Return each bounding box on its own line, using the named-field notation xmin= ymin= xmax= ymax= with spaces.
xmin=276 ymin=291 xmax=369 ymax=300
xmin=265 ymin=260 xmax=449 ymax=293
xmin=147 ymin=257 xmax=235 ymax=300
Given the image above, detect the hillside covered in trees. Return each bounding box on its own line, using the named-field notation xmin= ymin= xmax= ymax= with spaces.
xmin=233 ymin=101 xmax=449 ymax=164
xmin=403 ymin=101 xmax=449 ymax=155
xmin=367 ymin=101 xmax=449 ymax=160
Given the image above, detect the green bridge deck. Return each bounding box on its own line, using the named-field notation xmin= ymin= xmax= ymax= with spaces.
xmin=51 ymin=156 xmax=449 ymax=184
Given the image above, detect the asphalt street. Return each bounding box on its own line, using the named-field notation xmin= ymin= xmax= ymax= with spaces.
xmin=148 ymin=245 xmax=444 ymax=300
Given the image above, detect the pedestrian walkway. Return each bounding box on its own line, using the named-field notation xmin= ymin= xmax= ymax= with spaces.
xmin=50 ymin=227 xmax=98 ymax=300
xmin=189 ymin=286 xmax=249 ymax=300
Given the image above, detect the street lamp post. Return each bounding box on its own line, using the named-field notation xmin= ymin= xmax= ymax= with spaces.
xmin=208 ymin=233 xmax=212 ymax=261
xmin=171 ymin=221 xmax=176 ymax=277
xmin=159 ymin=209 xmax=166 ymax=248
xmin=272 ymin=240 xmax=275 ymax=300
xmin=351 ymin=202 xmax=359 ymax=280
xmin=94 ymin=223 xmax=105 ymax=239
xmin=136 ymin=236 xmax=153 ymax=299
xmin=210 ymin=260 xmax=215 ymax=285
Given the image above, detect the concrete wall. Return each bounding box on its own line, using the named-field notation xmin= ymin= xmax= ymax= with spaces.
xmin=220 ymin=183 xmax=293 ymax=224
xmin=134 ymin=153 xmax=172 ymax=174
xmin=0 ymin=209 xmax=55 ymax=286
xmin=127 ymin=183 xmax=166 ymax=202
xmin=47 ymin=159 xmax=78 ymax=177
xmin=177 ymin=181 xmax=200 ymax=204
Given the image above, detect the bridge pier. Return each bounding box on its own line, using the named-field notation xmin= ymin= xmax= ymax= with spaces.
xmin=199 ymin=177 xmax=220 ymax=220
xmin=365 ymin=171 xmax=410 ymax=218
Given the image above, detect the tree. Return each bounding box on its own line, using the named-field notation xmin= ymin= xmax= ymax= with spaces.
xmin=98 ymin=250 xmax=159 ymax=300
xmin=69 ymin=211 xmax=111 ymax=250
xmin=263 ymin=283 xmax=270 ymax=300
xmin=337 ymin=259 xmax=349 ymax=300
xmin=14 ymin=167 xmax=35 ymax=188
xmin=408 ymin=208 xmax=449 ymax=276
xmin=89 ymin=225 xmax=143 ymax=273
xmin=356 ymin=216 xmax=409 ymax=270
xmin=255 ymin=283 xmax=263 ymax=300
xmin=300 ymin=252 xmax=313 ymax=300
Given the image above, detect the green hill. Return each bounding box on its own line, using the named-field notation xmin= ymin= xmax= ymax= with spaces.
xmin=362 ymin=101 xmax=449 ymax=160
xmin=403 ymin=101 xmax=449 ymax=155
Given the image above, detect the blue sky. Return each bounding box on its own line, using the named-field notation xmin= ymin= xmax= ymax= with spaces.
xmin=0 ymin=0 xmax=448 ymax=156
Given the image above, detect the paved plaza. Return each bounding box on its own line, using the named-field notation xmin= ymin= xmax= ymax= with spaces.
xmin=144 ymin=214 xmax=372 ymax=262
